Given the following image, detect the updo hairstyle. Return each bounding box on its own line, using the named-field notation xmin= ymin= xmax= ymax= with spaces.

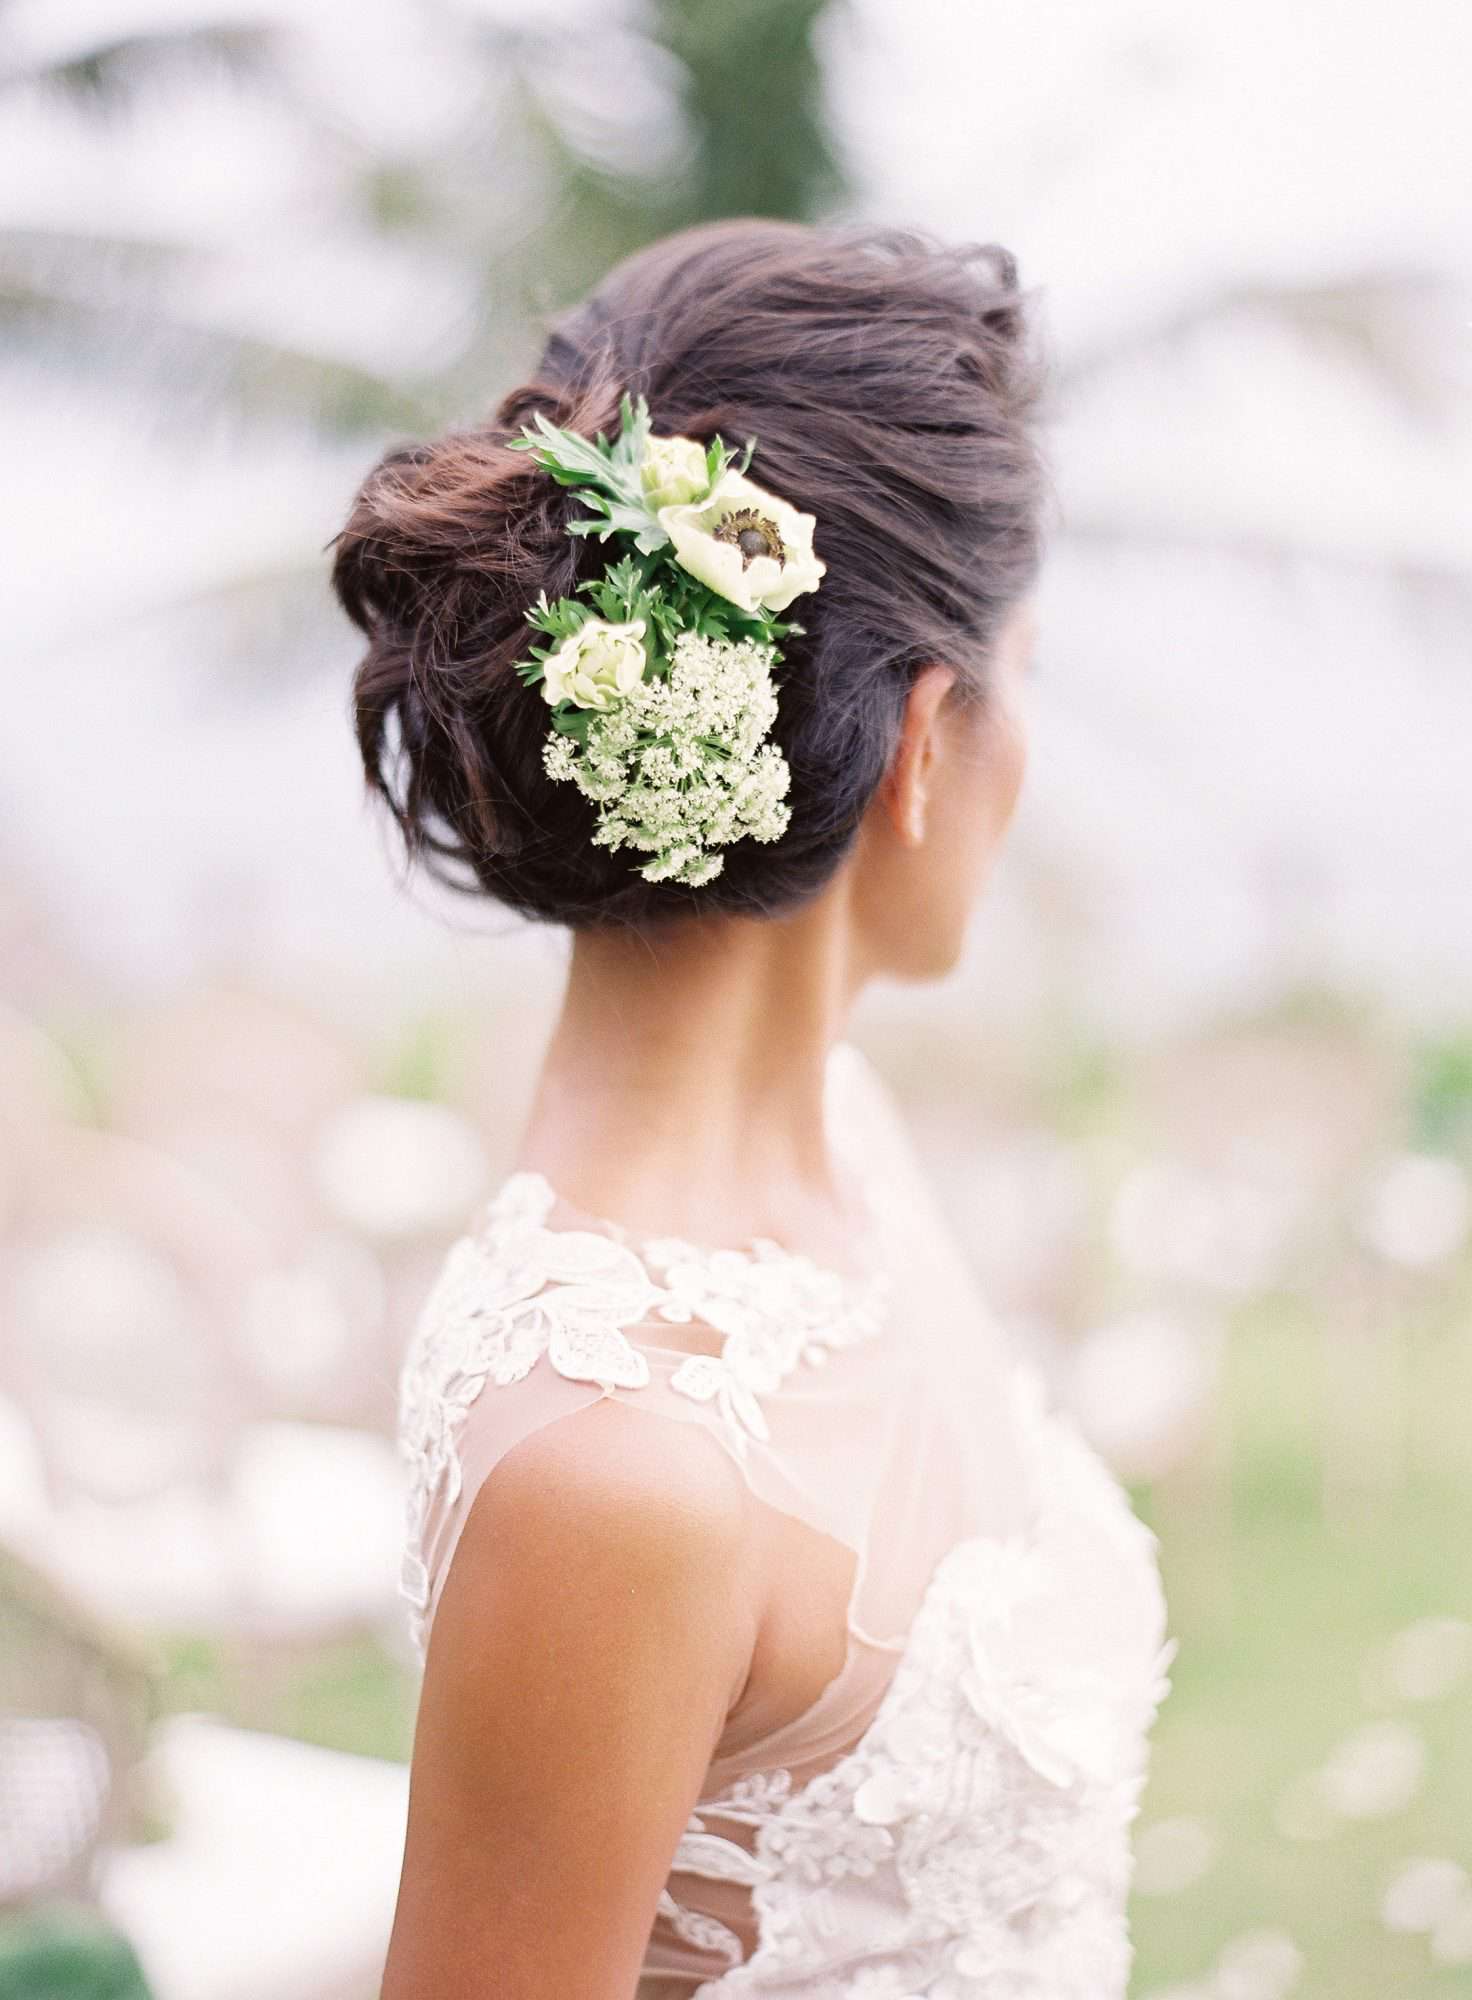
xmin=332 ymin=219 xmax=1044 ymax=928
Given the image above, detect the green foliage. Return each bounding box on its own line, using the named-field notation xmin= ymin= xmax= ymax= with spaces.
xmin=507 ymin=392 xmax=751 ymax=556
xmin=509 ymin=397 xmax=801 ymax=696
xmin=511 ymin=392 xmax=651 ymax=495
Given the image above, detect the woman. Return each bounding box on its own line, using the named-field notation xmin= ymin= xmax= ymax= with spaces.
xmin=334 ymin=220 xmax=1174 ymax=1999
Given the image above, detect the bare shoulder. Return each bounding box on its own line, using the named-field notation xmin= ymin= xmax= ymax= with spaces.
xmin=384 ymin=1400 xmax=762 ymax=1998
xmin=425 ymin=1393 xmax=764 ymax=1754
xmin=450 ymin=1392 xmax=758 ymax=1610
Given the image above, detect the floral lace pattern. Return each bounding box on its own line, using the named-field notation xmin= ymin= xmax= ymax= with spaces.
xmin=645 ymin=1230 xmax=889 ymax=1452
xmin=666 ymin=1373 xmax=1175 ymax=1999
xmin=397 ymin=1170 xmax=889 ymax=1647
xmin=397 ymin=1163 xmax=1173 ymax=1998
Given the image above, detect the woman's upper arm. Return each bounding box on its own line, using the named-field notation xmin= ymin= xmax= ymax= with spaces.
xmin=381 ymin=1398 xmax=762 ymax=2000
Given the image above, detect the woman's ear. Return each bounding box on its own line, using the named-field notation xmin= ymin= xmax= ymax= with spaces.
xmin=882 ymin=664 xmax=959 ymax=847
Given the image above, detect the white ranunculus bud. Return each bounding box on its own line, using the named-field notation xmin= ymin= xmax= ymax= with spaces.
xmin=541 ymin=617 xmax=648 ymax=709
xmin=658 ymin=470 xmax=825 ymax=616
xmin=639 ymin=434 xmax=711 ymax=511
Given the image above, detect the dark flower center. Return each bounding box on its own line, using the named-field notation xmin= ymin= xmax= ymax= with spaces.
xmin=714 ymin=507 xmax=786 ymax=569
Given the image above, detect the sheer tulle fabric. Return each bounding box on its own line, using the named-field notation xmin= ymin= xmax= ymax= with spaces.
xmin=397 ymin=1044 xmax=1173 ymax=1996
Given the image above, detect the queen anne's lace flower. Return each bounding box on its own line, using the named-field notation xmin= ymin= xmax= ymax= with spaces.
xmin=510 ymin=394 xmax=821 ymax=888
xmin=542 ymin=629 xmax=793 ymax=886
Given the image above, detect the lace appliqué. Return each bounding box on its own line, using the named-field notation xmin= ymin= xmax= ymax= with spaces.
xmin=395 ymin=1074 xmax=1175 ymax=1998
xmin=680 ymin=1373 xmax=1176 ymax=1999
xmin=655 ymin=1888 xmax=746 ymax=1968
xmin=655 ymin=1770 xmax=799 ymax=1970
xmin=648 ymin=1235 xmax=888 ymax=1454
xmin=397 ymin=1171 xmax=888 ymax=1648
xmin=396 ymin=1173 xmax=667 ymax=1646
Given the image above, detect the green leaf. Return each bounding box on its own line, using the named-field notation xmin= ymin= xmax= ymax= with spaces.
xmin=550 ymin=707 xmax=594 ymax=743
xmin=508 ymin=409 xmax=614 ymax=486
xmin=510 ymin=394 xmax=679 ymax=558
xmin=525 ymin=589 xmax=593 ymax=645
xmin=540 ymin=466 xmax=604 ymax=489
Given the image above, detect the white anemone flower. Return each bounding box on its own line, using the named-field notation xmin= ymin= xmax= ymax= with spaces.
xmin=542 ymin=617 xmax=649 ymax=709
xmin=658 ymin=469 xmax=825 ymax=615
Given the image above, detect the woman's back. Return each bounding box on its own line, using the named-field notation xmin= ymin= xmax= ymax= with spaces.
xmin=336 ymin=213 xmax=1172 ymax=1997
xmin=398 ymin=1044 xmax=1174 ymax=1995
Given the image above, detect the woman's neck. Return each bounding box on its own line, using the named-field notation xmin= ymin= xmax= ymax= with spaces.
xmin=516 ymin=873 xmax=872 ymax=1254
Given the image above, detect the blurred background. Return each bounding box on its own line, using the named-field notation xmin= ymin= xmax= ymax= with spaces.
xmin=1 ymin=1 xmax=1469 ymax=1996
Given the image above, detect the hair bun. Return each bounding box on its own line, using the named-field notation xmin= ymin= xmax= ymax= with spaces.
xmin=333 ymin=376 xmax=622 ymax=637
xmin=333 ymin=221 xmax=1042 ymax=929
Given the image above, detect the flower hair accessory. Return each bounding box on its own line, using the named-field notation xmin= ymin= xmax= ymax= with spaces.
xmin=507 ymin=394 xmax=825 ymax=887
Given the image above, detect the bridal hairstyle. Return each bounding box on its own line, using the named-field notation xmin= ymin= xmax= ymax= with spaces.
xmin=333 ymin=220 xmax=1045 ymax=928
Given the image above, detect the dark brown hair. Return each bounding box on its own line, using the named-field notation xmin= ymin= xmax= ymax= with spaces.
xmin=333 ymin=219 xmax=1044 ymax=928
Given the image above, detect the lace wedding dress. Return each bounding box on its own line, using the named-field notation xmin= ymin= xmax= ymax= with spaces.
xmin=397 ymin=1042 xmax=1175 ymax=1997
